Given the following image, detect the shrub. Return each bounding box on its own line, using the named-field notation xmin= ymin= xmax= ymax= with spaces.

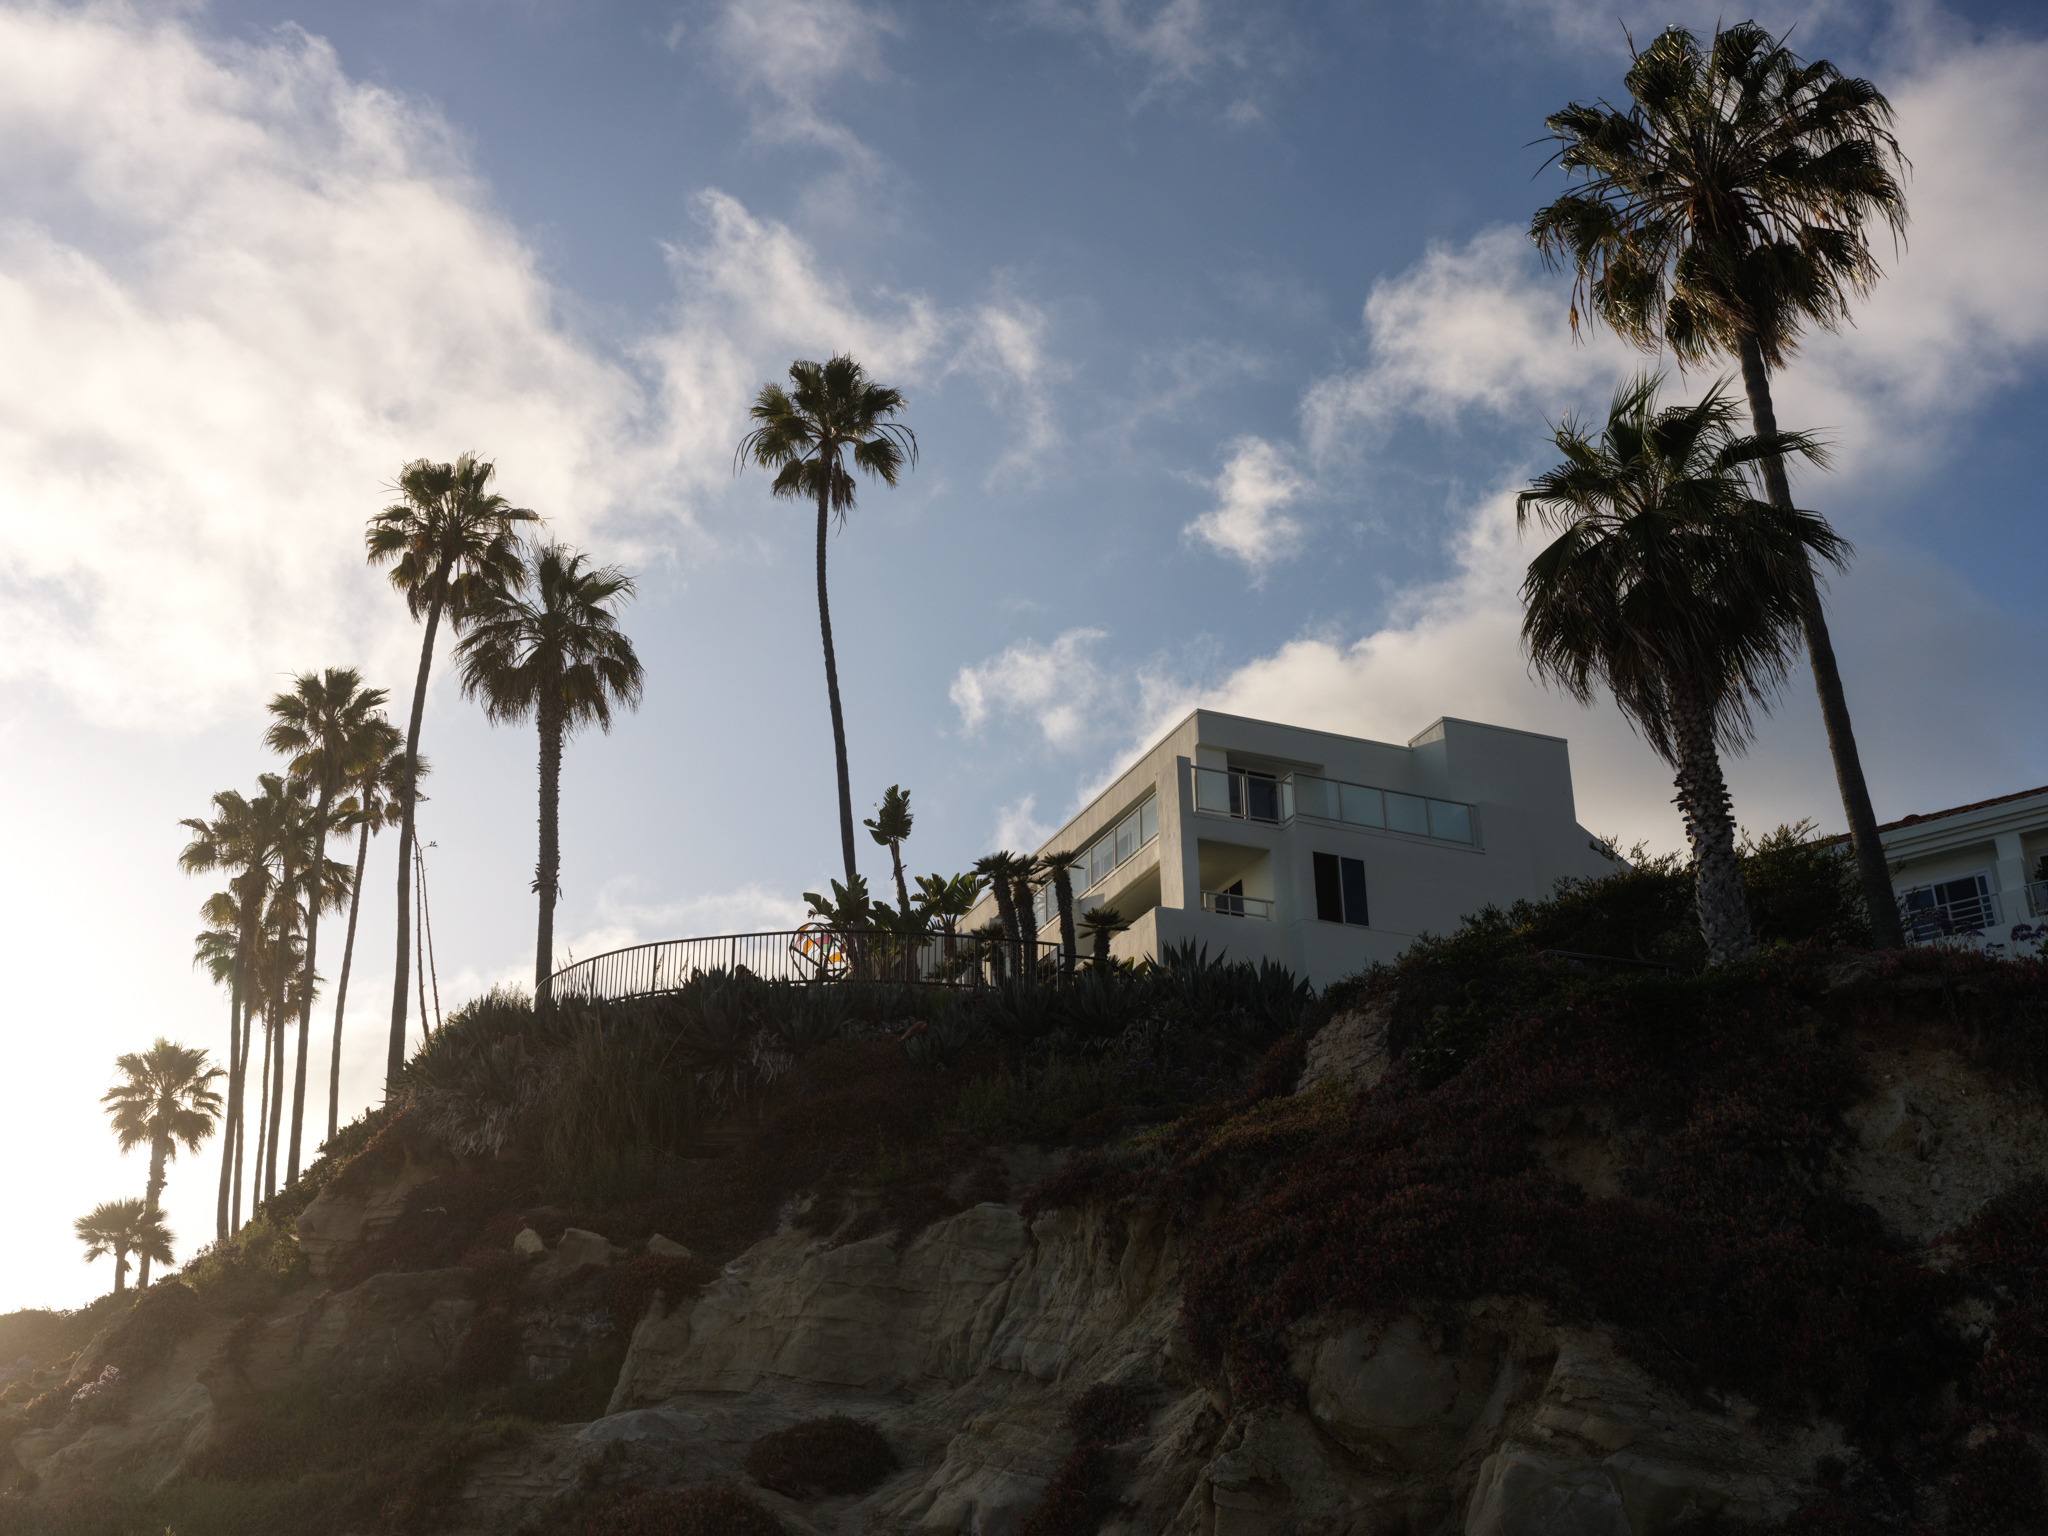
xmin=607 ymin=1254 xmax=718 ymax=1337
xmin=1944 ymin=1431 xmax=2046 ymax=1533
xmin=1015 ymin=1380 xmax=1152 ymax=1536
xmin=101 ymin=1281 xmax=205 ymax=1375
xmin=745 ymin=1415 xmax=898 ymax=1499
xmin=445 ymin=1308 xmax=521 ymax=1389
xmin=574 ymin=1484 xmax=785 ymax=1536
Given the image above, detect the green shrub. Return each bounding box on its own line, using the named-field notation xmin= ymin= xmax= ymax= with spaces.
xmin=744 ymin=1415 xmax=898 ymax=1498
xmin=101 ymin=1282 xmax=204 ymax=1376
xmin=445 ymin=1309 xmax=521 ymax=1389
xmin=1015 ymin=1381 xmax=1153 ymax=1536
xmin=574 ymin=1484 xmax=785 ymax=1535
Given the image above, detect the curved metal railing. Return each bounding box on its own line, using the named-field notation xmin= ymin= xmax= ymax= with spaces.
xmin=546 ymin=927 xmax=1065 ymax=1003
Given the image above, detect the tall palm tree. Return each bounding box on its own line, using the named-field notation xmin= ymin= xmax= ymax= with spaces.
xmin=1531 ymin=21 xmax=1909 ymax=946
xmin=75 ymin=1199 xmax=173 ymax=1295
xmin=1036 ymin=849 xmax=1085 ymax=978
xmin=454 ymin=542 xmax=644 ymax=999
xmin=1077 ymin=906 xmax=1130 ymax=969
xmin=1517 ymin=375 xmax=1849 ymax=962
xmin=737 ymin=356 xmax=917 ymax=890
xmin=264 ymin=669 xmax=395 ymax=1185
xmin=101 ymin=1040 xmax=222 ymax=1287
xmin=179 ymin=780 xmax=283 ymax=1239
xmin=863 ymin=785 xmax=915 ymax=920
xmin=325 ymin=745 xmax=417 ymax=1143
xmin=366 ymin=454 xmax=540 ymax=1087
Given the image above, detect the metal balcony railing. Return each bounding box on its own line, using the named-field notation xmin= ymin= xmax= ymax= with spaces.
xmin=1201 ymin=889 xmax=1274 ymax=919
xmin=1902 ymin=889 xmax=2003 ymax=943
xmin=1192 ymin=766 xmax=1476 ymax=845
xmin=547 ymin=927 xmax=1065 ymax=1003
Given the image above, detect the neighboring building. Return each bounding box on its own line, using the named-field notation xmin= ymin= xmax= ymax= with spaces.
xmin=966 ymin=709 xmax=1616 ymax=988
xmin=1869 ymin=784 xmax=2048 ymax=950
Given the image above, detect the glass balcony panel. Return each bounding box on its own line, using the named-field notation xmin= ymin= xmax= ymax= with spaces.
xmin=1280 ymin=779 xmax=1296 ymax=820
xmin=1090 ymin=832 xmax=1114 ymax=886
xmin=1194 ymin=767 xmax=1233 ymax=814
xmin=1386 ymin=792 xmax=1429 ymax=835
xmin=1428 ymin=800 xmax=1472 ymax=843
xmin=1140 ymin=797 xmax=1158 ymax=846
xmin=1339 ymin=783 xmax=1383 ymax=827
xmin=1246 ymin=775 xmax=1280 ymax=822
xmin=1117 ymin=810 xmax=1139 ymax=863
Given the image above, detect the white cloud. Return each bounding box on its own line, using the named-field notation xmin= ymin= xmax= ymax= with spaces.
xmin=557 ymin=879 xmax=812 ymax=966
xmin=951 ymin=626 xmax=1111 ymax=748
xmin=710 ymin=0 xmax=899 ymax=168
xmin=1184 ymin=435 xmax=1305 ymax=570
xmin=950 ymin=292 xmax=1065 ymax=484
xmin=992 ymin=791 xmax=1057 ymax=852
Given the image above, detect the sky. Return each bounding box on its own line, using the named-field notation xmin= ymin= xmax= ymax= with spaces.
xmin=1 ymin=0 xmax=2044 ymax=1310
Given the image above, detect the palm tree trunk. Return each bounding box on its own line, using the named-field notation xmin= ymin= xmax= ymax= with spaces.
xmin=390 ymin=568 xmax=450 ymax=1089
xmin=1736 ymin=337 xmax=1904 ymax=948
xmin=113 ymin=1252 xmax=127 ymax=1295
xmin=1053 ymin=870 xmax=1077 ymax=980
xmin=265 ymin=872 xmax=293 ymax=1202
xmin=1012 ymin=876 xmax=1039 ymax=983
xmin=535 ymin=701 xmax=564 ymax=1000
xmin=1668 ymin=683 xmax=1755 ymax=965
xmin=328 ymin=820 xmax=370 ymax=1143
xmin=252 ymin=1014 xmax=272 ymax=1216
xmin=137 ymin=1139 xmax=168 ymax=1289
xmin=232 ymin=997 xmax=254 ymax=1231
xmin=216 ymin=952 xmax=244 ymax=1240
xmin=816 ymin=469 xmax=859 ymax=890
xmin=888 ymin=841 xmax=910 ymax=923
xmin=287 ymin=786 xmax=333 ymax=1185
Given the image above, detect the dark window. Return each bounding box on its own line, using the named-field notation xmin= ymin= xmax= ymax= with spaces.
xmin=1219 ymin=879 xmax=1246 ymax=917
xmin=1313 ymin=853 xmax=1344 ymax=923
xmin=1314 ymin=852 xmax=1368 ymax=926
xmin=1339 ymin=857 xmax=1369 ymax=926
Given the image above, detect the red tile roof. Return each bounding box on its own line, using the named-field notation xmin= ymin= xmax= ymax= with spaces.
xmin=1875 ymin=784 xmax=2048 ymax=835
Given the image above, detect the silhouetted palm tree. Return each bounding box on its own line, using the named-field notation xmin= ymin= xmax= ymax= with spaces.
xmin=265 ymin=669 xmax=396 ymax=1183
xmin=1531 ymin=21 xmax=1908 ymax=945
xmin=455 ymin=542 xmax=644 ymax=999
xmin=1077 ymin=906 xmax=1129 ymax=969
xmin=366 ymin=454 xmax=540 ymax=1087
xmin=1036 ymin=849 xmax=1085 ymax=978
xmin=101 ymin=1040 xmax=221 ymax=1287
xmin=1517 ymin=375 xmax=1848 ymax=962
xmin=737 ymin=356 xmax=917 ymax=890
xmin=864 ymin=786 xmax=915 ymax=920
xmin=324 ymin=745 xmax=417 ymax=1143
xmin=75 ymin=1199 xmax=172 ymax=1295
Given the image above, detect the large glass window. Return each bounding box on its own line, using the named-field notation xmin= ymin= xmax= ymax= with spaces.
xmin=1313 ymin=852 xmax=1369 ymax=926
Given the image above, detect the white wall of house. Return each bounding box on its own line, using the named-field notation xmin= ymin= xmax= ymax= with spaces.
xmin=1875 ymin=785 xmax=2048 ymax=957
xmin=967 ymin=709 xmax=1616 ymax=989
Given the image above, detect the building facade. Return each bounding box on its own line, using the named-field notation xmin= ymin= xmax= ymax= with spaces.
xmin=966 ymin=710 xmax=1616 ymax=988
xmin=1872 ymin=784 xmax=2048 ymax=952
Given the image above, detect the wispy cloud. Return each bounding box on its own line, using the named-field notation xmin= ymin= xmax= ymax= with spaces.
xmin=1184 ymin=435 xmax=1305 ymax=572
xmin=951 ymin=626 xmax=1111 ymax=748
xmin=709 ymin=0 xmax=900 ymax=170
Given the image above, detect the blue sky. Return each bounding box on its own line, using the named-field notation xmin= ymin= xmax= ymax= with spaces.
xmin=2 ymin=0 xmax=2044 ymax=1307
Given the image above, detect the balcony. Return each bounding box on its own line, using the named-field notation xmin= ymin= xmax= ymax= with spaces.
xmin=1192 ymin=766 xmax=1475 ymax=845
xmin=1902 ymin=885 xmax=2003 ymax=942
xmin=1200 ymin=889 xmax=1274 ymax=919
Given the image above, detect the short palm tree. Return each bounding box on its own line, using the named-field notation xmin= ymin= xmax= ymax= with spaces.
xmin=454 ymin=542 xmax=644 ymax=999
xmin=863 ymin=785 xmax=915 ymax=920
xmin=971 ymin=852 xmax=1026 ymax=949
xmin=1077 ymin=906 xmax=1130 ymax=968
xmin=101 ymin=1040 xmax=221 ymax=1287
xmin=1036 ymin=849 xmax=1085 ymax=978
xmin=1517 ymin=375 xmax=1848 ymax=963
xmin=264 ymin=669 xmax=395 ymax=1184
xmin=324 ymin=745 xmax=418 ymax=1143
xmin=1531 ymin=21 xmax=1908 ymax=946
xmin=912 ymin=871 xmax=984 ymax=939
xmin=367 ymin=454 xmax=540 ymax=1087
xmin=737 ymin=356 xmax=917 ymax=892
xmin=179 ymin=779 xmax=284 ymax=1238
xmin=75 ymin=1199 xmax=173 ymax=1295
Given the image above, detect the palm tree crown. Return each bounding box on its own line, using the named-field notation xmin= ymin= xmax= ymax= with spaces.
xmin=366 ymin=453 xmax=540 ymax=1088
xmin=1531 ymin=21 xmax=1909 ymax=947
xmin=1517 ymin=375 xmax=1848 ymax=962
xmin=102 ymin=1038 xmax=222 ymax=1287
xmin=737 ymin=354 xmax=916 ymax=891
xmin=75 ymin=1198 xmax=173 ymax=1295
xmin=456 ymin=542 xmax=643 ymax=996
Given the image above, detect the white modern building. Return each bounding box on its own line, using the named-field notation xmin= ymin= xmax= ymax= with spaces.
xmin=1872 ymin=783 xmax=2048 ymax=950
xmin=967 ymin=710 xmax=1617 ymax=988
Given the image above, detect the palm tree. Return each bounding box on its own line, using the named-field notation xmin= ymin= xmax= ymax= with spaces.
xmin=324 ymin=745 xmax=417 ymax=1143
xmin=75 ymin=1199 xmax=173 ymax=1295
xmin=1077 ymin=906 xmax=1130 ymax=969
xmin=264 ymin=669 xmax=396 ymax=1184
xmin=1531 ymin=21 xmax=1909 ymax=947
xmin=366 ymin=454 xmax=540 ymax=1087
xmin=454 ymin=542 xmax=644 ymax=999
xmin=179 ymin=781 xmax=283 ymax=1238
xmin=912 ymin=871 xmax=984 ymax=940
xmin=737 ymin=356 xmax=917 ymax=890
xmin=1036 ymin=849 xmax=1085 ymax=978
xmin=972 ymin=851 xmax=1026 ymax=956
xmin=863 ymin=786 xmax=915 ymax=920
xmin=101 ymin=1040 xmax=222 ymax=1287
xmin=1517 ymin=375 xmax=1849 ymax=962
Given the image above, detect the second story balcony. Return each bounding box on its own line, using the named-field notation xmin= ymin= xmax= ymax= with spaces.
xmin=1193 ymin=766 xmax=1476 ymax=845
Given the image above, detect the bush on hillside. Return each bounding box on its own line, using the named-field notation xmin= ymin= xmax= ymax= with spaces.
xmin=745 ymin=1415 xmax=898 ymax=1499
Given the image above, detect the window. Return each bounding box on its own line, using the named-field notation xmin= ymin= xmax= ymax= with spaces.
xmin=1313 ymin=852 xmax=1369 ymax=927
xmin=1904 ymin=873 xmax=1995 ymax=940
